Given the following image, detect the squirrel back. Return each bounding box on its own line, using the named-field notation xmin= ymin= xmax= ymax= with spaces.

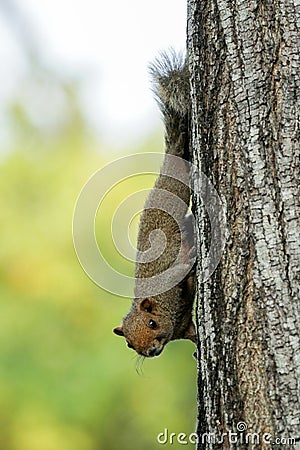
xmin=113 ymin=51 xmax=196 ymax=357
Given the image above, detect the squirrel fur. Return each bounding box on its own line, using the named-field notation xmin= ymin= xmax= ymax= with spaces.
xmin=113 ymin=51 xmax=196 ymax=357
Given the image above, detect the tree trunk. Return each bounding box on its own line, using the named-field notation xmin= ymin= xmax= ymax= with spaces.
xmin=187 ymin=0 xmax=300 ymax=448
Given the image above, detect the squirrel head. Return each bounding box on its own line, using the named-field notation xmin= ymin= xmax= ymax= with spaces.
xmin=113 ymin=298 xmax=174 ymax=357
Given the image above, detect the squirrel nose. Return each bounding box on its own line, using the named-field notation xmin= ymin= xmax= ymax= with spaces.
xmin=147 ymin=346 xmax=163 ymax=357
xmin=148 ymin=348 xmax=157 ymax=357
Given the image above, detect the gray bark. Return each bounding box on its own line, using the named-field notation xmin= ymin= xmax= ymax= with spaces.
xmin=187 ymin=0 xmax=300 ymax=448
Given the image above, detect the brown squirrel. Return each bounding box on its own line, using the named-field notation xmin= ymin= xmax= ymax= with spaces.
xmin=113 ymin=51 xmax=197 ymax=357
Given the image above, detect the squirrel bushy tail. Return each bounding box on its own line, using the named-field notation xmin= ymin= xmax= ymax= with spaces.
xmin=149 ymin=50 xmax=190 ymax=159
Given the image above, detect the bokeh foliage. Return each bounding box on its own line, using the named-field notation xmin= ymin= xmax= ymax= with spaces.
xmin=0 ymin=82 xmax=197 ymax=449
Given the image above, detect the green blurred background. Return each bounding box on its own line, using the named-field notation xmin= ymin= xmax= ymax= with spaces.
xmin=0 ymin=1 xmax=197 ymax=449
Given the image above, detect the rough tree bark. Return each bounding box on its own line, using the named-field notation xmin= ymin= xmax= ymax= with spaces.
xmin=187 ymin=0 xmax=300 ymax=448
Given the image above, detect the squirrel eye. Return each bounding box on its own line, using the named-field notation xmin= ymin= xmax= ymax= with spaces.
xmin=149 ymin=319 xmax=157 ymax=329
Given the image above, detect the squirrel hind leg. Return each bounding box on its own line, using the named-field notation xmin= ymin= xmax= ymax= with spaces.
xmin=182 ymin=213 xmax=197 ymax=265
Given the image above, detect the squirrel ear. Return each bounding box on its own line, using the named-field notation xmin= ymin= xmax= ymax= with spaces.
xmin=139 ymin=298 xmax=156 ymax=313
xmin=113 ymin=326 xmax=124 ymax=337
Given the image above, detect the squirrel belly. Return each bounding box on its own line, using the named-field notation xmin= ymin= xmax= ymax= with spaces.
xmin=113 ymin=51 xmax=197 ymax=358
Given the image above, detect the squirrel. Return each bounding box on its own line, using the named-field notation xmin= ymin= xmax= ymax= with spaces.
xmin=113 ymin=51 xmax=197 ymax=358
